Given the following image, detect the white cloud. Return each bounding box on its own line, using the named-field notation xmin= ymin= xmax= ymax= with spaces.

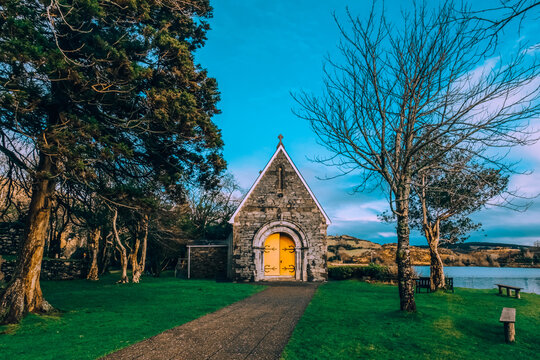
xmin=331 ymin=200 xmax=388 ymax=222
xmin=509 ymin=172 xmax=540 ymax=195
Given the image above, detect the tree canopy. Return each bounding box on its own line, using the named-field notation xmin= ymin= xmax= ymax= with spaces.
xmin=0 ymin=0 xmax=225 ymax=324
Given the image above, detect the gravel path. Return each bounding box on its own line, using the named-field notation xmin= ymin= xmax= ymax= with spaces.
xmin=102 ymin=282 xmax=318 ymax=360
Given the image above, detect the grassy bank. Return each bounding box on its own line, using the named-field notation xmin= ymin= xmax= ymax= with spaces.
xmin=0 ymin=273 xmax=263 ymax=360
xmin=282 ymin=281 xmax=539 ymax=359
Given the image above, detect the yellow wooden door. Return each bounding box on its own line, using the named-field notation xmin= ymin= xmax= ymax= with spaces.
xmin=279 ymin=234 xmax=296 ymax=276
xmin=264 ymin=233 xmax=280 ymax=275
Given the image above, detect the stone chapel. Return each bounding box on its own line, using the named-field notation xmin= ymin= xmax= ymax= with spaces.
xmin=228 ymin=136 xmax=330 ymax=282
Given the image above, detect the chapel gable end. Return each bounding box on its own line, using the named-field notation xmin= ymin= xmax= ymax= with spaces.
xmin=230 ymin=143 xmax=330 ymax=225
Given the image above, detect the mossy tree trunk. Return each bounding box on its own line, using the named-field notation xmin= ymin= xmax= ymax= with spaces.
xmin=131 ymin=214 xmax=148 ymax=283
xmin=0 ymin=153 xmax=55 ymax=324
xmin=395 ymin=183 xmax=416 ymax=312
xmin=86 ymin=228 xmax=101 ymax=281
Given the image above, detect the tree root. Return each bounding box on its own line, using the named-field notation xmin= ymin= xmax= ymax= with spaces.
xmin=0 ymin=278 xmax=54 ymax=324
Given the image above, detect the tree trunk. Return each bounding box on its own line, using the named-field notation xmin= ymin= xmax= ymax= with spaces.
xmin=395 ymin=185 xmax=416 ymax=312
xmin=423 ymin=220 xmax=446 ymax=291
xmin=131 ymin=215 xmax=148 ymax=283
xmin=0 ymin=153 xmax=55 ymax=324
xmin=111 ymin=209 xmax=129 ymax=284
xmin=86 ymin=228 xmax=101 ymax=281
xmin=429 ymin=240 xmax=445 ymax=291
xmin=119 ymin=253 xmax=128 ymax=284
xmin=130 ymin=238 xmax=141 ymax=283
xmin=99 ymin=232 xmax=112 ymax=275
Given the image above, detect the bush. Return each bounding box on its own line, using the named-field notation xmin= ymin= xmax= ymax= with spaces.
xmin=357 ymin=263 xmax=390 ymax=280
xmin=328 ymin=263 xmax=394 ymax=281
xmin=328 ymin=266 xmax=355 ymax=280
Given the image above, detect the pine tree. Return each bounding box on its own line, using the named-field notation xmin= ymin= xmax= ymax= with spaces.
xmin=0 ymin=0 xmax=224 ymax=324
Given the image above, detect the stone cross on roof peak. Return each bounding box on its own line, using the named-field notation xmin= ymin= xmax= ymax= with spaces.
xmin=277 ymin=134 xmax=284 ymax=149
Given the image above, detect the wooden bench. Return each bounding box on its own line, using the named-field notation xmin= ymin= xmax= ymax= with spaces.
xmin=415 ymin=277 xmax=431 ymax=293
xmin=495 ymin=284 xmax=522 ymax=299
xmin=499 ymin=307 xmax=516 ymax=343
xmin=445 ymin=277 xmax=454 ymax=293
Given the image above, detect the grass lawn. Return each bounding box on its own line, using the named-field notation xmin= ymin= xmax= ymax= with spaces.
xmin=282 ymin=280 xmax=540 ymax=360
xmin=0 ymin=272 xmax=263 ymax=360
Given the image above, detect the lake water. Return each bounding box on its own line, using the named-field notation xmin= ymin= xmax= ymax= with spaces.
xmin=413 ymin=266 xmax=540 ymax=295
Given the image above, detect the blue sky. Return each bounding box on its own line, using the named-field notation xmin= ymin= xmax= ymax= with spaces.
xmin=196 ymin=1 xmax=540 ymax=246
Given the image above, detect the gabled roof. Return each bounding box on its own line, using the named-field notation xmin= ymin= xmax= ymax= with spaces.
xmin=228 ymin=144 xmax=331 ymax=225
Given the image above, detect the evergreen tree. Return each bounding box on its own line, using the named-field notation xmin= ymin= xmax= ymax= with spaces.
xmin=0 ymin=0 xmax=224 ymax=324
xmin=410 ymin=154 xmax=509 ymax=290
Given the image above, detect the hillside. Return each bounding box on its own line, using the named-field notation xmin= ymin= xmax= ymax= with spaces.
xmin=327 ymin=235 xmax=540 ymax=268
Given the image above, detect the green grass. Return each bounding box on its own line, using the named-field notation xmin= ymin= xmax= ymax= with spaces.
xmin=0 ymin=273 xmax=263 ymax=360
xmin=282 ymin=281 xmax=540 ymax=360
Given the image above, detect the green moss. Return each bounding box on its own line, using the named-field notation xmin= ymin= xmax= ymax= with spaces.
xmin=0 ymin=273 xmax=263 ymax=359
xmin=282 ymin=281 xmax=540 ymax=360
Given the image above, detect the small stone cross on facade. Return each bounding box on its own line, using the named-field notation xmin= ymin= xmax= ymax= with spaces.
xmin=277 ymin=134 xmax=284 ymax=148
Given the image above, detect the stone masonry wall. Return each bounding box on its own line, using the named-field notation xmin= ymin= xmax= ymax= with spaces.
xmin=232 ymin=150 xmax=328 ymax=281
xmin=0 ymin=257 xmax=87 ymax=282
xmin=189 ymin=247 xmax=228 ymax=279
xmin=0 ymin=221 xmax=23 ymax=255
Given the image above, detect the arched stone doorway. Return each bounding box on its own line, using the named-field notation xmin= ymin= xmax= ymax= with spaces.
xmin=252 ymin=221 xmax=307 ymax=281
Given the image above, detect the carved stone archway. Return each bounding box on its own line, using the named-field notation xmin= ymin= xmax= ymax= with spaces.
xmin=252 ymin=220 xmax=308 ymax=281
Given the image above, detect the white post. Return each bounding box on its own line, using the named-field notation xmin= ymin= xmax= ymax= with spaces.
xmin=187 ymin=246 xmax=191 ymax=279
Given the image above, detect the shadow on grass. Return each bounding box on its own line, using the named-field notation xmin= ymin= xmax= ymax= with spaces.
xmin=282 ymin=280 xmax=540 ymax=360
xmin=0 ymin=273 xmax=264 ymax=360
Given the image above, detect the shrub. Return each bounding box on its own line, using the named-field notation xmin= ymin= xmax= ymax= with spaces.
xmin=328 ymin=266 xmax=355 ymax=280
xmin=356 ymin=263 xmax=392 ymax=280
xmin=328 ymin=264 xmax=394 ymax=281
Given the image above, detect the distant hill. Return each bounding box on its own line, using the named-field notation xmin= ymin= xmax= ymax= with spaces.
xmin=327 ymin=235 xmax=539 ymax=268
xmin=443 ymin=242 xmax=532 ymax=250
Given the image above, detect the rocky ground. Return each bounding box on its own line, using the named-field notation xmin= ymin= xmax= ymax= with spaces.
xmin=327 ymin=235 xmax=540 ymax=268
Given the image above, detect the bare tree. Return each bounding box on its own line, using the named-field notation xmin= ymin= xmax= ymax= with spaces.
xmin=294 ymin=1 xmax=540 ymax=311
xmin=467 ymin=0 xmax=540 ymax=38
xmin=187 ymin=173 xmax=241 ymax=240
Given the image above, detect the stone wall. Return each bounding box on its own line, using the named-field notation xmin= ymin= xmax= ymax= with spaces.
xmin=0 ymin=221 xmax=87 ymax=282
xmin=189 ymin=246 xmax=228 ymax=279
xmin=0 ymin=221 xmax=23 ymax=255
xmin=232 ymin=149 xmax=328 ymax=282
xmin=0 ymin=257 xmax=87 ymax=282
xmin=0 ymin=256 xmax=4 ymax=282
